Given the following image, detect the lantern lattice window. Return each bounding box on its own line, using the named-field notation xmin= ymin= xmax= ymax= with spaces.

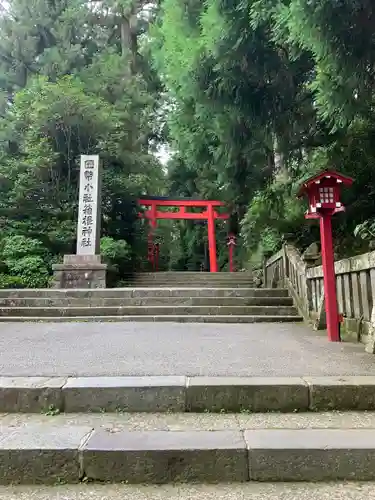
xmin=319 ymin=187 xmax=334 ymax=203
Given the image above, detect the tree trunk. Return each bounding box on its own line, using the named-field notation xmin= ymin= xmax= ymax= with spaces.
xmin=273 ymin=133 xmax=288 ymax=181
xmin=120 ymin=15 xmax=135 ymax=74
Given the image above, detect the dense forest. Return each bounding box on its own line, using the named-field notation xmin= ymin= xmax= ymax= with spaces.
xmin=0 ymin=0 xmax=374 ymax=287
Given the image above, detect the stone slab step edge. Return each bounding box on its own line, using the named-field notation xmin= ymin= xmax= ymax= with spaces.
xmin=133 ymin=277 xmax=255 ymax=280
xmin=132 ymin=277 xmax=256 ymax=281
xmin=133 ymin=280 xmax=257 ymax=283
xmin=132 ymin=283 xmax=258 ymax=290
xmin=2 ymin=375 xmax=375 ymax=413
xmin=131 ymin=273 xmax=257 ymax=282
xmin=132 ymin=278 xmax=256 ymax=282
xmin=2 ymin=426 xmax=375 ymax=484
xmin=0 ymin=314 xmax=302 ymax=323
xmin=0 ymin=305 xmax=298 ymax=317
xmin=132 ymin=283 xmax=257 ymax=286
xmin=0 ymin=288 xmax=290 ymax=298
xmin=132 ymin=280 xmax=255 ymax=284
xmin=0 ymin=297 xmax=294 ymax=307
xmin=132 ymin=270 xmax=254 ymax=276
xmin=132 ymin=282 xmax=257 ymax=285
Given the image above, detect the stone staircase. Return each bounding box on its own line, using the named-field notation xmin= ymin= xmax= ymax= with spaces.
xmin=2 ymin=375 xmax=375 ymax=485
xmin=131 ymin=271 xmax=257 ymax=288
xmin=0 ymin=274 xmax=301 ymax=322
xmin=1 ymin=271 xmax=374 ymax=489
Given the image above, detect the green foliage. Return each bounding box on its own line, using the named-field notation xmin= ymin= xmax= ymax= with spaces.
xmin=1 ymin=235 xmax=46 ymax=260
xmin=7 ymin=256 xmax=50 ymax=288
xmin=275 ymin=0 xmax=375 ymax=129
xmin=1 ymin=235 xmax=50 ymax=288
xmin=151 ymin=0 xmax=328 ymax=266
xmin=0 ymin=274 xmax=26 ymax=289
xmin=100 ymin=237 xmax=131 ymax=269
xmin=0 ymin=0 xmax=166 ymax=286
xmin=240 ymin=178 xmax=306 ymax=257
xmin=100 ymin=237 xmax=132 ymax=287
xmin=151 ymin=0 xmax=375 ymax=265
xmin=354 ymin=221 xmax=375 ymax=241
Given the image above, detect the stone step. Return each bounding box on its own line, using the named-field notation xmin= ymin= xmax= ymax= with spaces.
xmin=0 ymin=296 xmax=294 ymax=307
xmin=131 ymin=273 xmax=256 ymax=285
xmin=133 ymin=275 xmax=254 ymax=279
xmin=0 ymin=305 xmax=298 ymax=317
xmin=2 ymin=411 xmax=375 ymax=484
xmin=132 ymin=282 xmax=256 ymax=285
xmin=133 ymin=276 xmax=256 ymax=281
xmin=132 ymin=272 xmax=254 ymax=278
xmin=0 ymin=314 xmax=302 ymax=323
xmin=0 ymin=287 xmax=289 ymax=298
xmin=1 ymin=482 xmax=374 ymax=499
xmin=132 ymin=278 xmax=255 ymax=282
xmin=132 ymin=280 xmax=256 ymax=284
xmin=1 ymin=375 xmax=374 ymax=413
xmin=132 ymin=282 xmax=257 ymax=288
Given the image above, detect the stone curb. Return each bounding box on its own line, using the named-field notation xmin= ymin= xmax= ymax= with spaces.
xmin=1 ymin=375 xmax=375 ymax=413
xmin=2 ymin=426 xmax=375 ymax=484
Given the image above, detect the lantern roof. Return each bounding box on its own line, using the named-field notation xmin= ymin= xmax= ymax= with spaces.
xmin=297 ymin=170 xmax=353 ymax=198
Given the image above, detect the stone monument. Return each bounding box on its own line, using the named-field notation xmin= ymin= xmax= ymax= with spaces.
xmin=52 ymin=155 xmax=107 ymax=288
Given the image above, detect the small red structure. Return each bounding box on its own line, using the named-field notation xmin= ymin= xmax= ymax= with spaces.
xmin=298 ymin=170 xmax=353 ymax=342
xmin=227 ymin=233 xmax=236 ymax=272
xmin=138 ymin=197 xmax=229 ymax=272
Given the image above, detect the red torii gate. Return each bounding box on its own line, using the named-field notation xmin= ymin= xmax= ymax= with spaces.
xmin=138 ymin=197 xmax=230 ymax=272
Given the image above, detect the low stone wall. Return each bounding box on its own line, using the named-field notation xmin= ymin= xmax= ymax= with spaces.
xmin=264 ymin=245 xmax=375 ymax=353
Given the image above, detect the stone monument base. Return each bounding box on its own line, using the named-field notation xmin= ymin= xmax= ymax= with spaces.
xmin=52 ymin=255 xmax=107 ymax=289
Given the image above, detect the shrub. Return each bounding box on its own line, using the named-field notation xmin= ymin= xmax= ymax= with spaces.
xmin=6 ymin=256 xmax=50 ymax=288
xmin=100 ymin=237 xmax=131 ymax=264
xmin=2 ymin=235 xmax=46 ymax=260
xmin=100 ymin=237 xmax=131 ymax=286
xmin=0 ymin=274 xmax=27 ymax=289
xmin=0 ymin=235 xmax=50 ymax=288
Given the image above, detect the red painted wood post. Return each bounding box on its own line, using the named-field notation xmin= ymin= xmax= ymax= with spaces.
xmin=147 ymin=236 xmax=153 ymax=266
xmin=207 ymin=203 xmax=218 ymax=272
xmin=154 ymin=243 xmax=159 ymax=272
xmin=229 ymin=244 xmax=234 ymax=272
xmin=227 ymin=234 xmax=236 ymax=272
xmin=320 ymin=213 xmax=340 ymax=342
xmin=147 ymin=201 xmax=157 ymax=268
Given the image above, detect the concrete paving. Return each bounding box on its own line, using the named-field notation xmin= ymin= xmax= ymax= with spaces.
xmin=1 ymin=483 xmax=375 ymax=499
xmin=0 ymin=322 xmax=374 ymax=377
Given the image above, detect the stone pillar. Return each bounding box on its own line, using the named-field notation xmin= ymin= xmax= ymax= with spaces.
xmin=52 ymin=155 xmax=107 ymax=288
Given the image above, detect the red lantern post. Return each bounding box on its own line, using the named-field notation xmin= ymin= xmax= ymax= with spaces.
xmin=227 ymin=233 xmax=236 ymax=272
xmin=297 ymin=170 xmax=353 ymax=342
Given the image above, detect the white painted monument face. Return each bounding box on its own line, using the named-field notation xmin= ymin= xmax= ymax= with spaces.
xmin=76 ymin=155 xmax=101 ymax=255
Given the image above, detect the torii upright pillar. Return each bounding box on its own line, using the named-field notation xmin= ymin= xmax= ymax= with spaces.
xmin=207 ymin=203 xmax=218 ymax=272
